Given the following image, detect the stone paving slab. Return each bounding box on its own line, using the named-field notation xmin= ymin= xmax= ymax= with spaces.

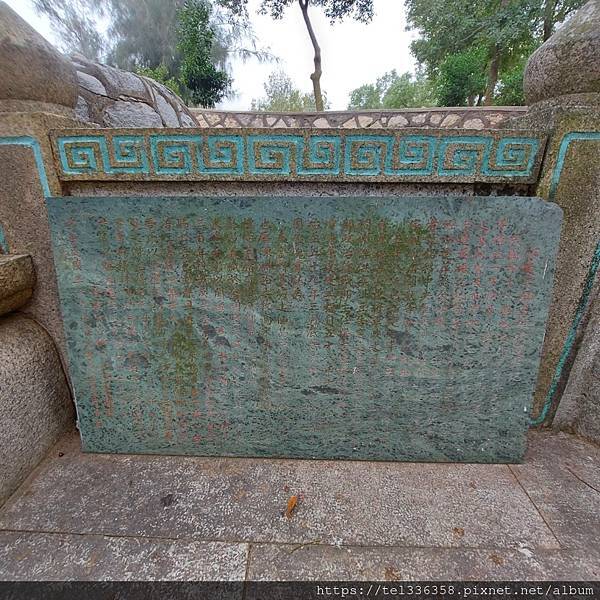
xmin=510 ymin=433 xmax=600 ymax=549
xmin=0 ymin=431 xmax=558 ymax=549
xmin=0 ymin=531 xmax=248 ymax=581
xmin=246 ymin=543 xmax=600 ymax=581
xmin=0 ymin=431 xmax=599 ymax=579
xmin=519 ymin=431 xmax=600 ymax=490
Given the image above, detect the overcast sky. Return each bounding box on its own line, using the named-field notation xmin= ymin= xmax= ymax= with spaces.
xmin=5 ymin=0 xmax=418 ymax=110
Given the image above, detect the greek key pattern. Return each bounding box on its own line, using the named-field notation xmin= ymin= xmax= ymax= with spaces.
xmin=51 ymin=129 xmax=545 ymax=183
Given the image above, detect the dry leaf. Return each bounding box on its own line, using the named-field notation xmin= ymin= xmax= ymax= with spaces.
xmin=384 ymin=566 xmax=402 ymax=581
xmin=453 ymin=527 xmax=465 ymax=538
xmin=285 ymin=495 xmax=298 ymax=519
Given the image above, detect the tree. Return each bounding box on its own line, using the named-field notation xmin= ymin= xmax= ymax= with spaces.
xmin=225 ymin=0 xmax=375 ymax=111
xmin=32 ymin=0 xmax=106 ymax=60
xmin=135 ymin=65 xmax=184 ymax=97
xmin=348 ymin=70 xmax=435 ymax=109
xmin=404 ymin=0 xmax=586 ymax=106
xmin=177 ymin=0 xmax=231 ymax=106
xmin=382 ymin=71 xmax=436 ymax=108
xmin=33 ymin=0 xmax=270 ymax=106
xmin=347 ymin=82 xmax=382 ymax=110
xmin=251 ymin=70 xmax=329 ymax=111
xmin=436 ymin=47 xmax=488 ymax=106
xmin=494 ymin=59 xmax=527 ymax=105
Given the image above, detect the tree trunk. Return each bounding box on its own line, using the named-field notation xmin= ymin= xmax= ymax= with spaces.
xmin=299 ymin=0 xmax=324 ymax=111
xmin=543 ymin=0 xmax=557 ymax=40
xmin=484 ymin=46 xmax=500 ymax=105
xmin=484 ymin=0 xmax=509 ymax=106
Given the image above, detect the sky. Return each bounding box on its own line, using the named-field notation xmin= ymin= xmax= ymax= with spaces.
xmin=4 ymin=0 xmax=418 ymax=111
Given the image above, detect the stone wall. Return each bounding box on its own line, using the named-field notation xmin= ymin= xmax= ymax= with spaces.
xmin=553 ymin=277 xmax=600 ymax=442
xmin=72 ymin=54 xmax=197 ymax=128
xmin=0 ymin=2 xmax=76 ymax=507
xmin=0 ymin=0 xmax=598 ymax=479
xmin=191 ymin=107 xmax=526 ymax=130
xmin=515 ymin=0 xmax=600 ymax=430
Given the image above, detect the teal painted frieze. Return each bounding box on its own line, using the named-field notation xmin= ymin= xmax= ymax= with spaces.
xmin=47 ymin=195 xmax=561 ymax=462
xmin=50 ymin=128 xmax=545 ymax=183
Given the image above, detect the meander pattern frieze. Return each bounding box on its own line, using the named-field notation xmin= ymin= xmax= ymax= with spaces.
xmin=51 ymin=128 xmax=546 ymax=183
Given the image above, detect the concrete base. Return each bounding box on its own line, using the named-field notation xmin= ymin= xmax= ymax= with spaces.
xmin=0 ymin=315 xmax=73 ymax=506
xmin=0 ymin=430 xmax=598 ymax=580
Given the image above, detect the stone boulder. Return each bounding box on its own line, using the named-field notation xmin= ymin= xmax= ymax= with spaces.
xmin=0 ymin=254 xmax=35 ymax=317
xmin=71 ymin=54 xmax=198 ymax=128
xmin=0 ymin=2 xmax=78 ymax=108
xmin=0 ymin=315 xmax=73 ymax=507
xmin=524 ymin=0 xmax=600 ymax=104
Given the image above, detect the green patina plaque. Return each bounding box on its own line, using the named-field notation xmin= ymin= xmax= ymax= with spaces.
xmin=47 ymin=196 xmax=562 ymax=462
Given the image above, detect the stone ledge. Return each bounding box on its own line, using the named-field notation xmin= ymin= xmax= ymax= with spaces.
xmin=50 ymin=127 xmax=546 ymax=184
xmin=191 ymin=107 xmax=528 ymax=130
xmin=0 ymin=254 xmax=35 ymax=316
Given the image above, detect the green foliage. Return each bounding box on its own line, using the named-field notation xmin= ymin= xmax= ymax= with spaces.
xmin=383 ymin=72 xmax=436 ymax=109
xmin=251 ymin=71 xmax=330 ymax=111
xmin=176 ymin=0 xmax=231 ymax=106
xmin=33 ymin=0 xmax=269 ymax=107
xmin=135 ymin=65 xmax=184 ymax=97
xmin=348 ymin=70 xmax=435 ymax=110
xmin=404 ymin=0 xmax=586 ymax=105
xmin=436 ymin=47 xmax=488 ymax=106
xmin=348 ymin=83 xmax=382 ymax=110
xmin=494 ymin=60 xmax=527 ymax=105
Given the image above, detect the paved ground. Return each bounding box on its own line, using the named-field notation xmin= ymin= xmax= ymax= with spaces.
xmin=0 ymin=430 xmax=598 ymax=580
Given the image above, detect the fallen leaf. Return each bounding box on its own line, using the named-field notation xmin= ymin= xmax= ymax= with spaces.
xmin=384 ymin=566 xmax=402 ymax=581
xmin=285 ymin=495 xmax=298 ymax=519
xmin=489 ymin=553 xmax=504 ymax=566
xmin=453 ymin=527 xmax=465 ymax=538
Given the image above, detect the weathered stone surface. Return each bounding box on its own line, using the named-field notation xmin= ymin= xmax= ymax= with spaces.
xmin=0 ymin=3 xmax=78 ymax=108
xmin=76 ymin=71 xmax=107 ymax=97
xmin=69 ymin=54 xmax=197 ymax=128
xmin=411 ymin=113 xmax=427 ymax=125
xmin=154 ymin=93 xmax=180 ymax=127
xmin=2 ymin=430 xmax=598 ymax=580
xmin=387 ymin=114 xmax=409 ymax=127
xmin=313 ymin=117 xmax=329 ymax=127
xmin=515 ymin=110 xmax=600 ymax=421
xmin=46 ymin=195 xmax=560 ymax=462
xmin=191 ymin=108 xmax=528 ymax=130
xmin=511 ymin=432 xmax=600 ymax=549
xmin=523 ymin=430 xmax=600 ymax=491
xmin=524 ymin=0 xmax=600 ymax=104
xmin=0 ymin=431 xmax=558 ymax=548
xmin=247 ymin=544 xmax=600 ymax=580
xmin=0 ymin=316 xmax=73 ymax=507
xmin=98 ymin=64 xmax=150 ymax=102
xmin=103 ymin=100 xmax=163 ymax=128
xmin=554 ymin=281 xmax=600 ymax=445
xmin=463 ymin=118 xmax=485 ymax=130
xmin=441 ymin=114 xmax=461 ymax=127
xmin=0 ymin=254 xmax=35 ymax=316
xmin=74 ymin=96 xmax=89 ymax=122
xmin=0 ymin=111 xmax=82 ymax=362
xmin=0 ymin=532 xmax=248 ymax=581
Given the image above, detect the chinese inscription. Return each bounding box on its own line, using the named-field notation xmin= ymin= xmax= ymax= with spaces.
xmin=47 ymin=196 xmax=562 ymax=462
